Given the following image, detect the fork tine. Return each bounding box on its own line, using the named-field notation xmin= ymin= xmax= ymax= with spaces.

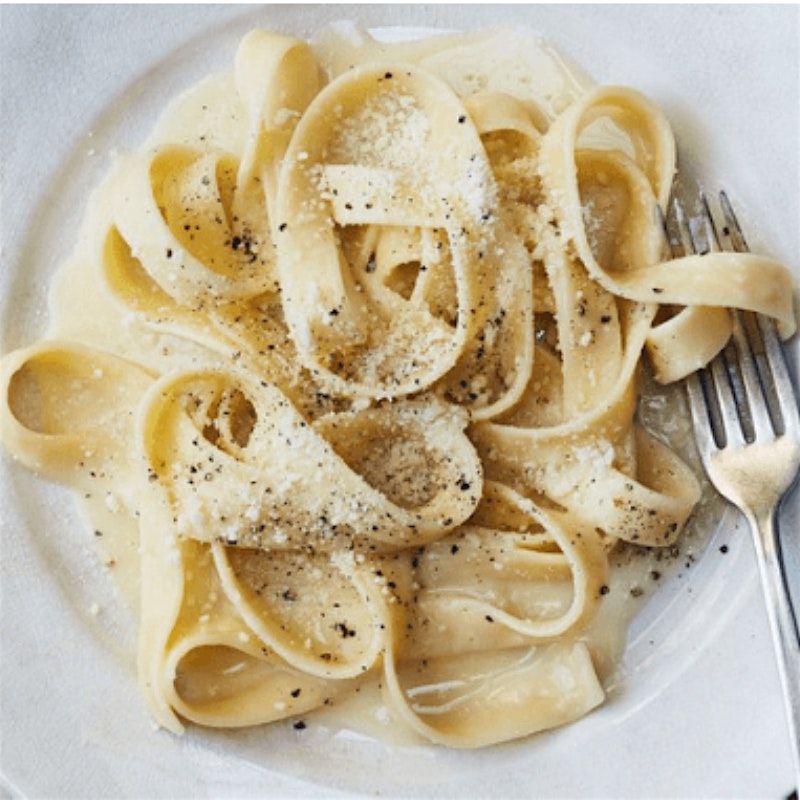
xmin=719 ymin=190 xmax=749 ymax=251
xmin=683 ymin=197 xmax=706 ymax=258
xmin=676 ymin=196 xmax=745 ymax=448
xmin=709 ymin=353 xmax=746 ymax=446
xmin=718 ymin=191 xmax=798 ymax=437
xmin=757 ymin=314 xmax=800 ymax=436
xmin=701 ymin=196 xmax=773 ymax=440
xmin=731 ymin=313 xmax=774 ymax=440
xmin=686 ymin=372 xmax=721 ymax=453
xmin=700 ymin=193 xmax=723 ymax=250
xmin=670 ymin=197 xmax=693 ymax=258
xmin=669 ymin=196 xmax=721 ymax=449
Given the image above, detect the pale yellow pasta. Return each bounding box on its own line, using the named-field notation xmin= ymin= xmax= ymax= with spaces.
xmin=0 ymin=25 xmax=795 ymax=749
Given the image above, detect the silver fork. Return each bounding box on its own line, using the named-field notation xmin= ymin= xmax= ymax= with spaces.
xmin=667 ymin=191 xmax=800 ymax=782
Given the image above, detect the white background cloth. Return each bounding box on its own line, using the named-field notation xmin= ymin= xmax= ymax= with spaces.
xmin=1 ymin=5 xmax=798 ymax=797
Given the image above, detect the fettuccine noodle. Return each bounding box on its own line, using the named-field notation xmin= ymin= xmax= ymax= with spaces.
xmin=1 ymin=25 xmax=795 ymax=748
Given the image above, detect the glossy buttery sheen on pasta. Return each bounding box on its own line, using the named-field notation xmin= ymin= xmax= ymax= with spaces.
xmin=1 ymin=26 xmax=795 ymax=747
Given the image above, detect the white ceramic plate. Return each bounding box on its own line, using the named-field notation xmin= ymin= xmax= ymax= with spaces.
xmin=1 ymin=6 xmax=798 ymax=797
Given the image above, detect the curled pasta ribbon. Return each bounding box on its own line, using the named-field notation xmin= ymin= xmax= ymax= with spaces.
xmin=138 ymin=497 xmax=349 ymax=732
xmin=646 ymin=304 xmax=733 ymax=384
xmin=473 ymin=302 xmax=701 ymax=546
xmin=0 ymin=342 xmax=153 ymax=488
xmin=433 ymin=91 xmax=537 ymax=421
xmin=101 ymin=224 xmax=239 ymax=357
xmin=235 ymin=29 xmax=321 ymax=204
xmin=539 ymin=85 xmax=796 ymax=352
xmin=111 ymin=32 xmax=318 ymax=309
xmin=101 ymin=222 xmax=343 ymax=420
xmin=212 ymin=543 xmax=388 ymax=680
xmin=275 ymin=64 xmax=501 ymax=399
xmin=370 ymin=480 xmax=608 ymax=747
xmin=112 ymin=146 xmax=275 ymax=305
xmin=138 ymin=367 xmax=483 ymax=552
xmin=97 ymin=32 xmax=330 ymax=410
xmin=234 ymin=29 xmax=321 ymax=252
xmin=95 ymin=38 xmax=334 ymax=416
xmin=382 ymin=643 xmax=604 ymax=748
xmin=471 ymin=480 xmax=565 ymax=544
xmin=465 ymin=91 xmax=549 ymax=143
xmin=415 ymin=501 xmax=606 ymax=642
xmin=99 ymin=147 xmax=336 ymax=418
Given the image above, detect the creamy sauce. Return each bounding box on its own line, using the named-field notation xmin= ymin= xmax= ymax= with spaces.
xmin=38 ymin=25 xmax=723 ymax=743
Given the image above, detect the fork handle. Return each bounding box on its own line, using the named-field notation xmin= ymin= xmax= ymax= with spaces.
xmin=748 ymin=505 xmax=800 ymax=782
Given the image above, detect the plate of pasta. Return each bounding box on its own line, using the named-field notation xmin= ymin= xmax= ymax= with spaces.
xmin=1 ymin=6 xmax=797 ymax=797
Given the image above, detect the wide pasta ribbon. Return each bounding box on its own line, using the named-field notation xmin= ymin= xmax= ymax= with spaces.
xmin=137 ymin=491 xmax=355 ymax=732
xmin=0 ymin=342 xmax=154 ymax=488
xmin=98 ymin=32 xmax=338 ymax=417
xmin=101 ymin=215 xmax=341 ymax=420
xmin=538 ymin=85 xmax=795 ymax=380
xmin=138 ymin=367 xmax=483 ymax=551
xmin=235 ymin=29 xmax=322 ymax=215
xmin=414 ymin=499 xmax=606 ymax=642
xmin=371 ymin=482 xmax=609 ymax=748
xmin=211 ymin=543 xmax=388 ymax=680
xmin=382 ymin=643 xmax=604 ymax=748
xmin=274 ymin=64 xmax=502 ymax=400
xmin=433 ymin=91 xmax=539 ymax=421
xmin=473 ymin=302 xmax=701 ymax=546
